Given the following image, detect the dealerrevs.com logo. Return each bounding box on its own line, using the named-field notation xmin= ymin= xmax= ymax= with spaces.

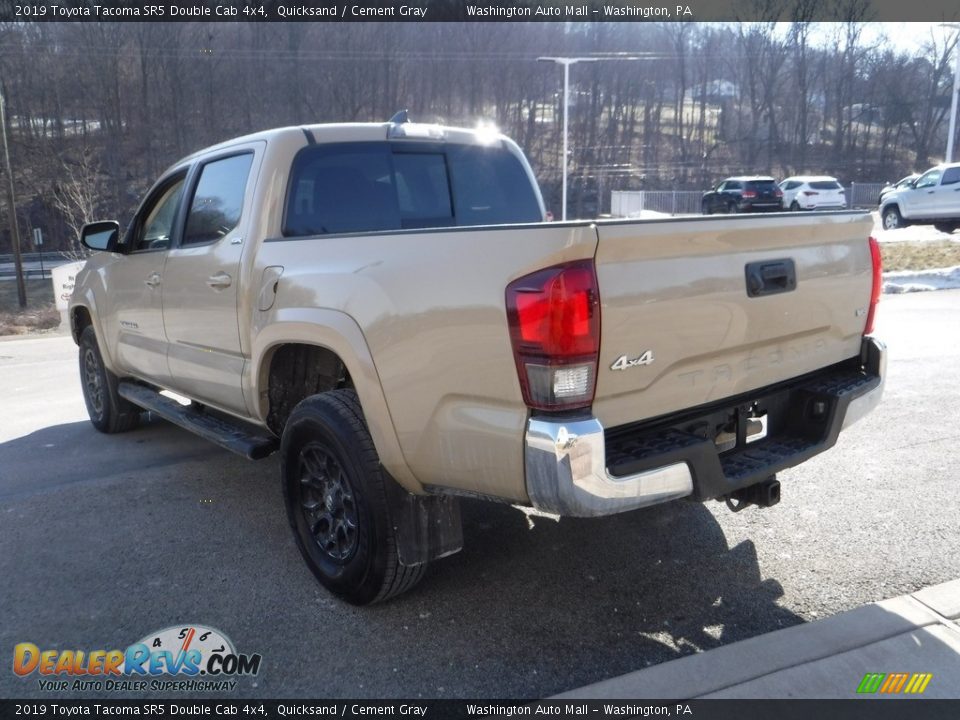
xmin=13 ymin=625 xmax=262 ymax=692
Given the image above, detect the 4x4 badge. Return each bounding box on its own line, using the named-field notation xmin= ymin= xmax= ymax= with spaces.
xmin=611 ymin=351 xmax=655 ymax=370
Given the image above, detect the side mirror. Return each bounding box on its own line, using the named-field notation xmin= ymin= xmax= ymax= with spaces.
xmin=80 ymin=221 xmax=120 ymax=252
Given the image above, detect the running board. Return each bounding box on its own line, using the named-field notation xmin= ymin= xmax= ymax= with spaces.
xmin=118 ymin=382 xmax=278 ymax=460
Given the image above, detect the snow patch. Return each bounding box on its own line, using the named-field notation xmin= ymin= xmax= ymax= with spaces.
xmin=883 ymin=265 xmax=960 ymax=294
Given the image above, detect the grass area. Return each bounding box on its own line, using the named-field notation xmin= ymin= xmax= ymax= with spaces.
xmin=0 ymin=279 xmax=61 ymax=336
xmin=880 ymin=240 xmax=960 ymax=273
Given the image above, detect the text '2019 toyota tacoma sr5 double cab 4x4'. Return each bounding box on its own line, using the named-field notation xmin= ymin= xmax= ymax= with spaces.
xmin=70 ymin=118 xmax=886 ymax=604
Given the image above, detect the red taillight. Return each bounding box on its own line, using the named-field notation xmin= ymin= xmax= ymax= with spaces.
xmin=775 ymin=189 xmax=783 ymax=198
xmin=742 ymin=189 xmax=758 ymax=198
xmin=864 ymin=236 xmax=882 ymax=335
xmin=506 ymin=260 xmax=600 ymax=411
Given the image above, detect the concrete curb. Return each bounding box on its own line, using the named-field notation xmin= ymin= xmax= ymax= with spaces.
xmin=555 ymin=579 xmax=960 ymax=699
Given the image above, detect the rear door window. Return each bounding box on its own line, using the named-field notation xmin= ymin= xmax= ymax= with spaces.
xmin=183 ymin=153 xmax=254 ymax=245
xmin=941 ymin=167 xmax=960 ymax=186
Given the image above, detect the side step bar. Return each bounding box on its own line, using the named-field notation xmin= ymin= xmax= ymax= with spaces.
xmin=118 ymin=382 xmax=278 ymax=460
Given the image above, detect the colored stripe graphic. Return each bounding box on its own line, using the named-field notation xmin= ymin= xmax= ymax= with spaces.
xmin=880 ymin=673 xmax=908 ymax=693
xmin=857 ymin=673 xmax=885 ymax=693
xmin=858 ymin=672 xmax=932 ymax=694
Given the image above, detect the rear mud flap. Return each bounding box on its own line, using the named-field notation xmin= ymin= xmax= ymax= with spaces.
xmin=382 ymin=474 xmax=463 ymax=567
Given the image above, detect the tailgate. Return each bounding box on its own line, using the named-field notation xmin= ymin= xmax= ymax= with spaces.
xmin=592 ymin=212 xmax=875 ymax=429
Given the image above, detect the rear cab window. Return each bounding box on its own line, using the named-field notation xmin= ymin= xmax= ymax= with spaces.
xmin=745 ymin=180 xmax=777 ymax=191
xmin=283 ymin=141 xmax=542 ymax=237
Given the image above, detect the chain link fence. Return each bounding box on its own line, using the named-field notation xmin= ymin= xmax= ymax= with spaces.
xmin=611 ymin=182 xmax=886 ymax=217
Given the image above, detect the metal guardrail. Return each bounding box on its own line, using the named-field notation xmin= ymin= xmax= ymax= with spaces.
xmin=0 ymin=268 xmax=52 ymax=280
xmin=0 ymin=251 xmax=75 ymax=264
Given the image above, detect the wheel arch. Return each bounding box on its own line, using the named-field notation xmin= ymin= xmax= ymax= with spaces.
xmin=249 ymin=311 xmax=422 ymax=494
xmin=69 ymin=294 xmax=120 ymax=373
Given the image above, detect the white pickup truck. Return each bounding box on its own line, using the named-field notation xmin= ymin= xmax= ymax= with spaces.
xmin=70 ymin=119 xmax=886 ymax=604
xmin=880 ymin=161 xmax=960 ymax=233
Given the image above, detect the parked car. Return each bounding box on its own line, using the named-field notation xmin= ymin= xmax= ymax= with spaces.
xmin=779 ymin=176 xmax=847 ymax=211
xmin=878 ymin=174 xmax=920 ymax=205
xmin=69 ymin=120 xmax=885 ymax=604
xmin=702 ymin=176 xmax=783 ymax=214
xmin=879 ymin=163 xmax=960 ymax=232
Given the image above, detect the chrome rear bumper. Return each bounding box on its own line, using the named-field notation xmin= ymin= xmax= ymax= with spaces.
xmin=524 ymin=337 xmax=886 ymax=518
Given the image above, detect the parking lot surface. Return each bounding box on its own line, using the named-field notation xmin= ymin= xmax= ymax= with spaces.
xmin=2 ymin=290 xmax=959 ymax=699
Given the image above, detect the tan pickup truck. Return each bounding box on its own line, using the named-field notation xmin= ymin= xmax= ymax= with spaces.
xmin=70 ymin=119 xmax=886 ymax=604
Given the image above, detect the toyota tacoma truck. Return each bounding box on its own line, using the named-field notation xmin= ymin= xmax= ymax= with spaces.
xmin=70 ymin=118 xmax=886 ymax=604
xmin=879 ymin=162 xmax=960 ymax=233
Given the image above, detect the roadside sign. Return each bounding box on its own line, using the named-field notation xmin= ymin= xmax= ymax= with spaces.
xmin=33 ymin=227 xmax=42 ymax=246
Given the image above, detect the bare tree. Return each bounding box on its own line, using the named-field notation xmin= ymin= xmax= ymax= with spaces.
xmin=49 ymin=148 xmax=102 ymax=260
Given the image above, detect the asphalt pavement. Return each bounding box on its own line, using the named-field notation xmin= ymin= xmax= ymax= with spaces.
xmin=1 ymin=289 xmax=959 ymax=699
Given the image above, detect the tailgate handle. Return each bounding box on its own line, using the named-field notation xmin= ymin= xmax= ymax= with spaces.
xmin=746 ymin=259 xmax=796 ymax=297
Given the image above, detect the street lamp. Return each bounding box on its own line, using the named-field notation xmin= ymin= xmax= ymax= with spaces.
xmin=538 ymin=54 xmax=659 ymax=220
xmin=942 ymin=24 xmax=960 ymax=163
xmin=537 ymin=57 xmax=598 ymax=221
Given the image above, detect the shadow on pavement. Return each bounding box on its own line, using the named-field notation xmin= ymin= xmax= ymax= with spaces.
xmin=1 ymin=417 xmax=804 ymax=699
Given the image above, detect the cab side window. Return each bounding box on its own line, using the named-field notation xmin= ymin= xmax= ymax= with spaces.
xmin=132 ymin=175 xmax=187 ymax=252
xmin=941 ymin=167 xmax=960 ymax=186
xmin=915 ymin=170 xmax=941 ymax=189
xmin=183 ymin=153 xmax=254 ymax=245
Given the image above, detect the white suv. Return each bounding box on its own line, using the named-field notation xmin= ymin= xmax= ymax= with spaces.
xmin=879 ymin=163 xmax=960 ymax=233
xmin=779 ymin=176 xmax=847 ymax=211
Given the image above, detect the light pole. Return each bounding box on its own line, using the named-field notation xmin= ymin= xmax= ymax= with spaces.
xmin=0 ymin=88 xmax=26 ymax=308
xmin=538 ymin=57 xmax=598 ymax=221
xmin=538 ymin=54 xmax=657 ymax=220
xmin=942 ymin=24 xmax=960 ymax=163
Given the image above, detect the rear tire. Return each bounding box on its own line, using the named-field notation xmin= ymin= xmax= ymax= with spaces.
xmin=281 ymin=389 xmax=426 ymax=605
xmin=79 ymin=326 xmax=141 ymax=434
xmin=790 ymin=201 xmax=800 ymax=211
xmin=882 ymin=206 xmax=906 ymax=230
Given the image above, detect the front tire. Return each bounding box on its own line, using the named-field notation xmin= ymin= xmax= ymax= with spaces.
xmin=727 ymin=201 xmax=739 ymax=214
xmin=701 ymin=201 xmax=711 ymax=215
xmin=281 ymin=389 xmax=426 ymax=605
xmin=882 ymin=206 xmax=906 ymax=230
xmin=79 ymin=326 xmax=140 ymax=433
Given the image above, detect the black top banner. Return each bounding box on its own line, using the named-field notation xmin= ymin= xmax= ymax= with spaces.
xmin=1 ymin=0 xmax=960 ymax=22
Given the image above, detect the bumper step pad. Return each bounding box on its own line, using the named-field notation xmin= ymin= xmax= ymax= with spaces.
xmin=603 ymin=365 xmax=881 ymax=501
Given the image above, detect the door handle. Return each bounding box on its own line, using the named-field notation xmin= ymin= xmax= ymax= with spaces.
xmin=145 ymin=272 xmax=161 ymax=288
xmin=206 ymin=272 xmax=232 ymax=290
